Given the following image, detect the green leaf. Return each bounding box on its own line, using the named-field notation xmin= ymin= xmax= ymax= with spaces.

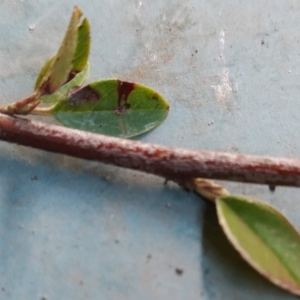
xmin=40 ymin=63 xmax=89 ymax=104
xmin=35 ymin=10 xmax=90 ymax=95
xmin=216 ymin=195 xmax=300 ymax=296
xmin=72 ymin=18 xmax=90 ymax=73
xmin=51 ymin=79 xmax=169 ymax=138
xmin=44 ymin=7 xmax=82 ymax=94
xmin=35 ymin=7 xmax=90 ymax=97
xmin=34 ymin=56 xmax=55 ymax=90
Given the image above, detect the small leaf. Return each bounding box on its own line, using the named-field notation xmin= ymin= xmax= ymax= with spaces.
xmin=41 ymin=63 xmax=89 ymax=104
xmin=72 ymin=18 xmax=90 ymax=73
xmin=51 ymin=79 xmax=169 ymax=138
xmin=35 ymin=9 xmax=90 ymax=95
xmin=216 ymin=195 xmax=300 ymax=296
xmin=34 ymin=56 xmax=55 ymax=90
xmin=44 ymin=6 xmax=82 ymax=93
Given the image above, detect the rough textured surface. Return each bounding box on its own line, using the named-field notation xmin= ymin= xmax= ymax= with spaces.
xmin=2 ymin=114 xmax=300 ymax=188
xmin=0 ymin=1 xmax=299 ymax=299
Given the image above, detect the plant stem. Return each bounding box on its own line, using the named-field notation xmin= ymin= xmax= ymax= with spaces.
xmin=0 ymin=93 xmax=39 ymax=115
xmin=30 ymin=106 xmax=54 ymax=116
xmin=0 ymin=112 xmax=299 ymax=188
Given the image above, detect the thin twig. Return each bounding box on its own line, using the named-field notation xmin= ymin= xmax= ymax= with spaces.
xmin=0 ymin=92 xmax=39 ymax=115
xmin=0 ymin=113 xmax=300 ymax=188
xmin=30 ymin=106 xmax=53 ymax=116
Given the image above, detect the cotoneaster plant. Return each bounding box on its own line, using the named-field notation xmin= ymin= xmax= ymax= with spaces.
xmin=0 ymin=7 xmax=299 ymax=297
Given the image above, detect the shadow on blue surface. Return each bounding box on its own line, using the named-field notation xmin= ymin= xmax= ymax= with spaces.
xmin=0 ymin=153 xmax=205 ymax=299
xmin=0 ymin=152 xmax=298 ymax=299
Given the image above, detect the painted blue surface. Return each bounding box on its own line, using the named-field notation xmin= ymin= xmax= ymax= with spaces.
xmin=0 ymin=1 xmax=300 ymax=299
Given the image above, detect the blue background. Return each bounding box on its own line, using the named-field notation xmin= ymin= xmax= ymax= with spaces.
xmin=0 ymin=1 xmax=299 ymax=299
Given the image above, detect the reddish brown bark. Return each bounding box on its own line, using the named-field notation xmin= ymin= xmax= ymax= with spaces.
xmin=0 ymin=113 xmax=299 ymax=187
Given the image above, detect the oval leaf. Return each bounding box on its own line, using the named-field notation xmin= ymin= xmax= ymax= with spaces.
xmin=51 ymin=79 xmax=169 ymax=138
xmin=216 ymin=195 xmax=300 ymax=296
xmin=41 ymin=63 xmax=89 ymax=104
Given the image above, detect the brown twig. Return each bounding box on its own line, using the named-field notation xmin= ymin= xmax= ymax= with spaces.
xmin=0 ymin=112 xmax=300 ymax=188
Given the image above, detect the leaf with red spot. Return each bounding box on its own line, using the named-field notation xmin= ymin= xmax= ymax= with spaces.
xmin=51 ymin=79 xmax=169 ymax=138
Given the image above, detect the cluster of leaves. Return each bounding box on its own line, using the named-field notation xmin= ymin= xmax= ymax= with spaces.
xmin=3 ymin=7 xmax=169 ymax=138
xmin=2 ymin=7 xmax=300 ymax=297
